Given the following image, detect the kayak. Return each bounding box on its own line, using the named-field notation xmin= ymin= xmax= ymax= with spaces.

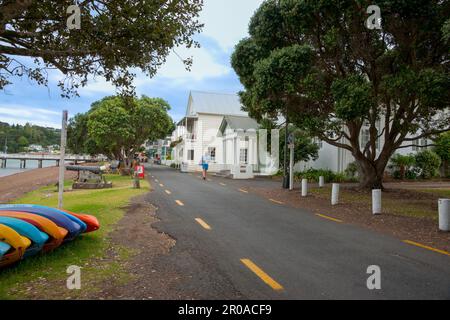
xmin=0 ymin=212 xmax=68 ymax=253
xmin=0 ymin=224 xmax=31 ymax=268
xmin=0 ymin=217 xmax=49 ymax=258
xmin=62 ymin=210 xmax=100 ymax=233
xmin=0 ymin=242 xmax=11 ymax=258
xmin=0 ymin=205 xmax=82 ymax=241
xmin=0 ymin=204 xmax=87 ymax=233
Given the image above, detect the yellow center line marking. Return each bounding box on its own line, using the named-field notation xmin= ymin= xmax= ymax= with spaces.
xmin=239 ymin=189 xmax=249 ymax=194
xmin=316 ymin=214 xmax=343 ymax=223
xmin=175 ymin=200 xmax=184 ymax=206
xmin=269 ymin=199 xmax=284 ymax=205
xmin=165 ymin=190 xmax=172 ymax=195
xmin=403 ymin=240 xmax=450 ymax=257
xmin=195 ymin=218 xmax=212 ymax=230
xmin=220 ymin=183 xmax=227 ymax=186
xmin=155 ymin=179 xmax=159 ymax=183
xmin=159 ymin=183 xmax=164 ymax=187
xmin=240 ymin=259 xmax=284 ymax=291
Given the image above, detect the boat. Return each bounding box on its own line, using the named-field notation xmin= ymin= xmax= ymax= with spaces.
xmin=0 ymin=212 xmax=68 ymax=252
xmin=0 ymin=242 xmax=11 ymax=258
xmin=0 ymin=217 xmax=49 ymax=258
xmin=0 ymin=205 xmax=82 ymax=241
xmin=0 ymin=204 xmax=87 ymax=233
xmin=0 ymin=224 xmax=31 ymax=268
xmin=62 ymin=210 xmax=100 ymax=233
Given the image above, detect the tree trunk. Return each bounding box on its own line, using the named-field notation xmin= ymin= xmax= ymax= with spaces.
xmin=354 ymin=156 xmax=387 ymax=190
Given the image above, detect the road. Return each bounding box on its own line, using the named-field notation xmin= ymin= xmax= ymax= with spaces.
xmin=145 ymin=165 xmax=450 ymax=300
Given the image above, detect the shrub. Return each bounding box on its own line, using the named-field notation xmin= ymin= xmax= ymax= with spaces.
xmin=389 ymin=153 xmax=416 ymax=180
xmin=415 ymin=150 xmax=441 ymax=179
xmin=344 ymin=162 xmax=358 ymax=179
xmin=295 ymin=168 xmax=338 ymax=183
xmin=170 ymin=163 xmax=177 ymax=169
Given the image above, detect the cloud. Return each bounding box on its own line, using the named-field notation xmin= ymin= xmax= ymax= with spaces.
xmin=0 ymin=104 xmax=61 ymax=128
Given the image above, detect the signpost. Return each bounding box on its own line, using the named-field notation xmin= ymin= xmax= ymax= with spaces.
xmin=288 ymin=133 xmax=294 ymax=191
xmin=58 ymin=110 xmax=68 ymax=210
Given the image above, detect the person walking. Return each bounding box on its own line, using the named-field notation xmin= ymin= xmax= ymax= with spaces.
xmin=200 ymin=154 xmax=209 ymax=180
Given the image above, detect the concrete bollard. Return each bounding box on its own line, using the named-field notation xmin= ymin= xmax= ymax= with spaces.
xmin=319 ymin=176 xmax=325 ymax=188
xmin=372 ymin=189 xmax=382 ymax=215
xmin=438 ymin=199 xmax=450 ymax=232
xmin=301 ymin=179 xmax=308 ymax=197
xmin=331 ymin=183 xmax=340 ymax=205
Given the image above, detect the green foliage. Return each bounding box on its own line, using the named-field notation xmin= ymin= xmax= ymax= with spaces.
xmin=434 ymin=132 xmax=450 ymax=162
xmin=0 ymin=1 xmax=203 ymax=97
xmin=344 ymin=162 xmax=358 ymax=179
xmin=389 ymin=154 xmax=416 ymax=180
xmin=415 ymin=150 xmax=442 ymax=179
xmin=277 ymin=126 xmax=319 ymax=168
xmin=231 ymin=0 xmax=450 ymax=188
xmin=67 ymin=95 xmax=173 ymax=163
xmin=295 ymin=169 xmax=340 ymax=183
xmin=0 ymin=122 xmax=60 ymax=153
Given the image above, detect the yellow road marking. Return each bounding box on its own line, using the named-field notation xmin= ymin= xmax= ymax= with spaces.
xmin=239 ymin=189 xmax=249 ymax=194
xmin=195 ymin=218 xmax=212 ymax=230
xmin=165 ymin=190 xmax=172 ymax=195
xmin=269 ymin=199 xmax=284 ymax=205
xmin=220 ymin=183 xmax=227 ymax=186
xmin=316 ymin=214 xmax=343 ymax=223
xmin=159 ymin=183 xmax=164 ymax=187
xmin=240 ymin=259 xmax=283 ymax=291
xmin=175 ymin=200 xmax=184 ymax=206
xmin=403 ymin=240 xmax=450 ymax=257
xmin=155 ymin=179 xmax=159 ymax=183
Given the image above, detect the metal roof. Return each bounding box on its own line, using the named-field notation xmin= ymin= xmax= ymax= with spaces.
xmin=187 ymin=91 xmax=248 ymax=117
xmin=218 ymin=115 xmax=259 ymax=136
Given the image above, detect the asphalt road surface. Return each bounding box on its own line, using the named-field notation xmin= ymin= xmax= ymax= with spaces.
xmin=145 ymin=165 xmax=450 ymax=300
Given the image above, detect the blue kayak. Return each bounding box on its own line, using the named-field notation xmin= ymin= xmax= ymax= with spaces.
xmin=0 ymin=241 xmax=11 ymax=258
xmin=0 ymin=205 xmax=82 ymax=241
xmin=0 ymin=217 xmax=49 ymax=258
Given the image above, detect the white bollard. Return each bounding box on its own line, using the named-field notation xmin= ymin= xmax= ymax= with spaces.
xmin=319 ymin=176 xmax=325 ymax=188
xmin=331 ymin=183 xmax=340 ymax=205
xmin=301 ymin=179 xmax=308 ymax=197
xmin=372 ymin=189 xmax=382 ymax=215
xmin=438 ymin=199 xmax=450 ymax=232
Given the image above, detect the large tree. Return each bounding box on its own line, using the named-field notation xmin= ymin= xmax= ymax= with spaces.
xmin=0 ymin=0 xmax=203 ymax=96
xmin=231 ymin=0 xmax=450 ymax=189
xmin=68 ymin=95 xmax=174 ymax=165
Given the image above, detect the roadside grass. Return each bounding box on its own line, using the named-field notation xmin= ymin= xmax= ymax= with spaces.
xmin=310 ymin=185 xmax=442 ymax=220
xmin=0 ymin=174 xmax=149 ymax=299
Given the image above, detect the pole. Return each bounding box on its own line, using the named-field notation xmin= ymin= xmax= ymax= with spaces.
xmin=58 ymin=110 xmax=68 ymax=210
xmin=282 ymin=106 xmax=289 ymax=189
xmin=289 ymin=144 xmax=294 ymax=191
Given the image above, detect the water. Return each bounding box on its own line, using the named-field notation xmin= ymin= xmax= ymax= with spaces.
xmin=0 ymin=159 xmax=57 ymax=177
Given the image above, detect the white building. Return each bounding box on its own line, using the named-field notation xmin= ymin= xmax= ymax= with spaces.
xmin=171 ymin=91 xmax=260 ymax=176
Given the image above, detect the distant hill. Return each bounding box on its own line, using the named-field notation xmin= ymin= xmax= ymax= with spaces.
xmin=0 ymin=122 xmax=60 ymax=153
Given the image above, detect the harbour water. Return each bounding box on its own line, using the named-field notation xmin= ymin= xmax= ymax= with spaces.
xmin=0 ymin=159 xmax=56 ymax=177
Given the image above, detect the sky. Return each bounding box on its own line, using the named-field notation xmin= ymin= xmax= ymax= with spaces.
xmin=0 ymin=0 xmax=264 ymax=129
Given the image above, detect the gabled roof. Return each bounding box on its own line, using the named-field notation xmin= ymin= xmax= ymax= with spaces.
xmin=218 ymin=115 xmax=259 ymax=136
xmin=186 ymin=91 xmax=247 ymax=117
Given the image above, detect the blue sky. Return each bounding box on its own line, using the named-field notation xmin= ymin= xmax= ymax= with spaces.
xmin=0 ymin=0 xmax=264 ymax=128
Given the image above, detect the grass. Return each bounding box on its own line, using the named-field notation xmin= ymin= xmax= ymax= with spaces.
xmin=310 ymin=185 xmax=444 ymax=220
xmin=0 ymin=174 xmax=149 ymax=299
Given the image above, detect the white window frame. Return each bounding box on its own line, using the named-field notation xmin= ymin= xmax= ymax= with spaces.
xmin=240 ymin=148 xmax=248 ymax=164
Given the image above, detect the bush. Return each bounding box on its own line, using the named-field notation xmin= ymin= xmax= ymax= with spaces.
xmin=295 ymin=169 xmax=341 ymax=183
xmin=170 ymin=163 xmax=177 ymax=169
xmin=415 ymin=150 xmax=441 ymax=179
xmin=344 ymin=162 xmax=358 ymax=179
xmin=389 ymin=153 xmax=416 ymax=180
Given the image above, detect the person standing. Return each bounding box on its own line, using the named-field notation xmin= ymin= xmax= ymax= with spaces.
xmin=200 ymin=154 xmax=209 ymax=180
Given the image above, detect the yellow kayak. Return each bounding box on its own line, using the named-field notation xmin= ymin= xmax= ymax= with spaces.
xmin=0 ymin=224 xmax=31 ymax=268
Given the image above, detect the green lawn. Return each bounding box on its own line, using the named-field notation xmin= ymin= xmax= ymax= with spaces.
xmin=0 ymin=174 xmax=149 ymax=299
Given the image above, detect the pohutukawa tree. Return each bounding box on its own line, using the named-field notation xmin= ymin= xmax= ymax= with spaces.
xmin=231 ymin=0 xmax=450 ymax=189
xmin=0 ymin=0 xmax=203 ymax=96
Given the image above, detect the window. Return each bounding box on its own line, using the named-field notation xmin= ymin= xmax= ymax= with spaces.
xmin=314 ymin=137 xmax=323 ymax=149
xmin=188 ymin=150 xmax=194 ymax=161
xmin=240 ymin=148 xmax=248 ymax=164
xmin=208 ymin=147 xmax=216 ymax=162
xmin=361 ymin=128 xmax=380 ymax=151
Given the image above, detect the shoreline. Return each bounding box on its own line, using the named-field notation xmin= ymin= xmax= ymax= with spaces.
xmin=0 ymin=166 xmax=76 ymax=204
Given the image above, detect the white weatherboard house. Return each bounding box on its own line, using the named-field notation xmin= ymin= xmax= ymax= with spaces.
xmin=171 ymin=91 xmax=261 ymax=177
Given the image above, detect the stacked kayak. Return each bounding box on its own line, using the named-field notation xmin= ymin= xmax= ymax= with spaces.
xmin=0 ymin=204 xmax=100 ymax=268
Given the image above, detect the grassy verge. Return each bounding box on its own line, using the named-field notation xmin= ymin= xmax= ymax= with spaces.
xmin=0 ymin=174 xmax=149 ymax=299
xmin=310 ymin=186 xmax=444 ymax=220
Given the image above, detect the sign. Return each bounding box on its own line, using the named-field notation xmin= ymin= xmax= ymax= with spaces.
xmin=135 ymin=165 xmax=145 ymax=179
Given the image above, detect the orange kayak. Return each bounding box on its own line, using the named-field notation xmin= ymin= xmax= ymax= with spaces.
xmin=0 ymin=212 xmax=68 ymax=253
xmin=0 ymin=224 xmax=31 ymax=268
xmin=62 ymin=210 xmax=100 ymax=233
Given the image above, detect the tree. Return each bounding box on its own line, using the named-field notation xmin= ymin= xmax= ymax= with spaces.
xmin=279 ymin=126 xmax=319 ymax=169
xmin=0 ymin=0 xmax=203 ymax=96
xmin=231 ymin=0 xmax=450 ymax=189
xmin=69 ymin=95 xmax=174 ymax=166
xmin=389 ymin=154 xmax=415 ymax=180
xmin=434 ymin=132 xmax=450 ymax=177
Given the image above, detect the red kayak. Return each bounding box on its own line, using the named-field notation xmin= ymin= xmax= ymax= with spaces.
xmin=62 ymin=211 xmax=100 ymax=233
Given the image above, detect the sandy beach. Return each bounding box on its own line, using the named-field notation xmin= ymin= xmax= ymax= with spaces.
xmin=0 ymin=167 xmax=76 ymax=203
